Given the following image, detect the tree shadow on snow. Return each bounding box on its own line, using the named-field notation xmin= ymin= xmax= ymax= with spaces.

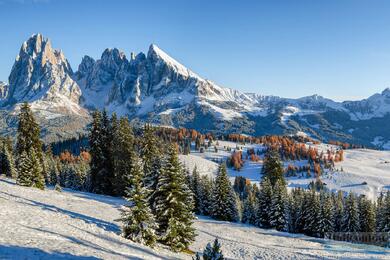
xmin=0 ymin=190 xmax=120 ymax=233
xmin=24 ymin=226 xmax=172 ymax=260
xmin=0 ymin=245 xmax=99 ymax=260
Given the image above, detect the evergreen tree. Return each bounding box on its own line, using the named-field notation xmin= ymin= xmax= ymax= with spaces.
xmin=191 ymin=166 xmax=204 ymax=215
xmin=261 ymin=149 xmax=285 ymax=187
xmin=89 ymin=111 xmax=104 ymax=193
xmin=154 ymin=145 xmax=196 ymax=251
xmin=332 ymin=191 xmax=344 ymax=232
xmin=202 ymin=238 xmax=224 ymax=260
xmin=200 ymin=175 xmax=214 ymax=216
xmin=376 ymin=192 xmax=385 ymax=232
xmin=318 ymin=191 xmax=333 ymax=238
xmin=303 ymin=190 xmax=320 ymax=237
xmin=270 ymin=179 xmax=287 ymax=231
xmin=357 ymin=195 xmax=376 ymax=233
xmin=256 ymin=177 xmax=273 ymax=228
xmin=119 ymin=154 xmax=157 ymax=247
xmin=342 ymin=192 xmax=359 ymax=232
xmin=16 ymin=102 xmax=43 ymax=162
xmin=112 ymin=117 xmax=135 ymax=196
xmin=17 ymin=150 xmax=33 ymax=186
xmin=30 ymin=149 xmax=45 ymax=190
xmin=242 ymin=190 xmax=257 ymax=225
xmin=379 ymin=191 xmax=390 ymax=232
xmin=0 ymin=143 xmax=16 ymax=178
xmin=141 ymin=124 xmax=163 ymax=211
xmin=211 ymin=163 xmax=239 ymax=222
xmin=15 ymin=102 xmax=45 ymax=188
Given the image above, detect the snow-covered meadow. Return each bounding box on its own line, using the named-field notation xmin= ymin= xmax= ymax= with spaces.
xmin=179 ymin=140 xmax=390 ymax=200
xmin=1 ymin=177 xmax=389 ymax=259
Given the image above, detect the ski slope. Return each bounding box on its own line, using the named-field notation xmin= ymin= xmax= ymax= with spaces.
xmin=1 ymin=177 xmax=389 ymax=259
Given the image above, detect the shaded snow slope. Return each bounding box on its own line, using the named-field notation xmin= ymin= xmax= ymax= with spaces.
xmin=1 ymin=176 xmax=390 ymax=259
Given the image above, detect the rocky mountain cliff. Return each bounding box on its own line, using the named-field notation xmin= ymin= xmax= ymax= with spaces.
xmin=1 ymin=34 xmax=390 ymax=148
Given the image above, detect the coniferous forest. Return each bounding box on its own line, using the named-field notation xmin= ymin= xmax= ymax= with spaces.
xmin=1 ymin=103 xmax=390 ymax=255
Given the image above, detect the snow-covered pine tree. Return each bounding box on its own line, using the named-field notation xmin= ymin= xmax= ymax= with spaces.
xmin=357 ymin=195 xmax=375 ymax=233
xmin=16 ymin=102 xmax=45 ymax=188
xmin=342 ymin=192 xmax=359 ymax=232
xmin=17 ymin=150 xmax=32 ymax=186
xmin=303 ymin=190 xmax=320 ymax=237
xmin=211 ymin=163 xmax=239 ymax=222
xmin=376 ymin=192 xmax=385 ymax=232
xmin=140 ymin=124 xmax=163 ymax=211
xmin=285 ymin=188 xmax=304 ymax=233
xmin=89 ymin=110 xmax=104 ymax=193
xmin=112 ymin=117 xmax=135 ymax=196
xmin=1 ymin=143 xmax=16 ymax=178
xmin=98 ymin=110 xmax=115 ymax=195
xmin=242 ymin=190 xmax=257 ymax=225
xmin=256 ymin=177 xmax=273 ymax=228
xmin=331 ymin=191 xmax=344 ymax=232
xmin=16 ymin=102 xmax=43 ymax=165
xmin=261 ymin=148 xmax=286 ymax=187
xmin=119 ymin=153 xmax=157 ymax=247
xmin=191 ymin=166 xmax=204 ymax=215
xmin=379 ymin=191 xmax=390 ymax=232
xmin=200 ymin=175 xmax=214 ymax=216
xmin=270 ymin=179 xmax=287 ymax=231
xmin=154 ymin=145 xmax=196 ymax=252
xmin=30 ymin=148 xmax=45 ymax=190
xmin=318 ymin=191 xmax=333 ymax=238
xmin=202 ymin=238 xmax=224 ymax=260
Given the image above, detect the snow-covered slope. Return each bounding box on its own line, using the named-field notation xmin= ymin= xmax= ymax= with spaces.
xmin=1 ymin=177 xmax=389 ymax=259
xmin=180 ymin=140 xmax=390 ymax=200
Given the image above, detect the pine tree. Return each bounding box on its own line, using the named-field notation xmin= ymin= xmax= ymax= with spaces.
xmin=261 ymin=148 xmax=285 ymax=187
xmin=1 ymin=143 xmax=16 ymax=178
xmin=242 ymin=190 xmax=257 ymax=225
xmin=30 ymin=149 xmax=45 ymax=190
xmin=318 ymin=191 xmax=333 ymax=238
xmin=16 ymin=103 xmax=43 ymax=162
xmin=270 ymin=179 xmax=287 ymax=231
xmin=15 ymin=102 xmax=45 ymax=188
xmin=357 ymin=195 xmax=375 ymax=233
xmin=379 ymin=191 xmax=390 ymax=232
xmin=154 ymin=145 xmax=196 ymax=251
xmin=191 ymin=166 xmax=204 ymax=215
xmin=376 ymin=192 xmax=385 ymax=232
xmin=141 ymin=124 xmax=163 ymax=211
xmin=89 ymin=110 xmax=104 ymax=193
xmin=119 ymin=154 xmax=157 ymax=247
xmin=202 ymin=238 xmax=224 ymax=260
xmin=342 ymin=192 xmax=359 ymax=232
xmin=332 ymin=191 xmax=344 ymax=232
xmin=17 ymin=150 xmax=33 ymax=186
xmin=303 ymin=190 xmax=320 ymax=237
xmin=256 ymin=177 xmax=273 ymax=228
xmin=112 ymin=117 xmax=135 ymax=196
xmin=200 ymin=175 xmax=214 ymax=216
xmin=211 ymin=163 xmax=239 ymax=222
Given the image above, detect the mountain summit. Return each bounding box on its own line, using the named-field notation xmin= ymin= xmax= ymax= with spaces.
xmin=1 ymin=34 xmax=390 ymax=148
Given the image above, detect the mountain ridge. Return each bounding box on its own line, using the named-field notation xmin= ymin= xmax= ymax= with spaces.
xmin=1 ymin=33 xmax=390 ymax=148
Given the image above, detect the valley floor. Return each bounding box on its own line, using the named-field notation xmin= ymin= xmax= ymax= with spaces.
xmin=0 ymin=176 xmax=389 ymax=259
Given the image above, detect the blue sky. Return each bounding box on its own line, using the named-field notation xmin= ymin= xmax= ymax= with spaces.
xmin=1 ymin=0 xmax=390 ymax=100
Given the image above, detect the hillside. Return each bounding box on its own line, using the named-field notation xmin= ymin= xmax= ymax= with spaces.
xmin=0 ymin=177 xmax=389 ymax=259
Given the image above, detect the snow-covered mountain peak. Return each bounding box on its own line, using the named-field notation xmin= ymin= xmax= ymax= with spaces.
xmin=147 ymin=44 xmax=198 ymax=79
xmin=3 ymin=34 xmax=86 ymax=117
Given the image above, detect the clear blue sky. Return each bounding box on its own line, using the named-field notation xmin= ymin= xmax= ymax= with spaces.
xmin=1 ymin=0 xmax=390 ymax=101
